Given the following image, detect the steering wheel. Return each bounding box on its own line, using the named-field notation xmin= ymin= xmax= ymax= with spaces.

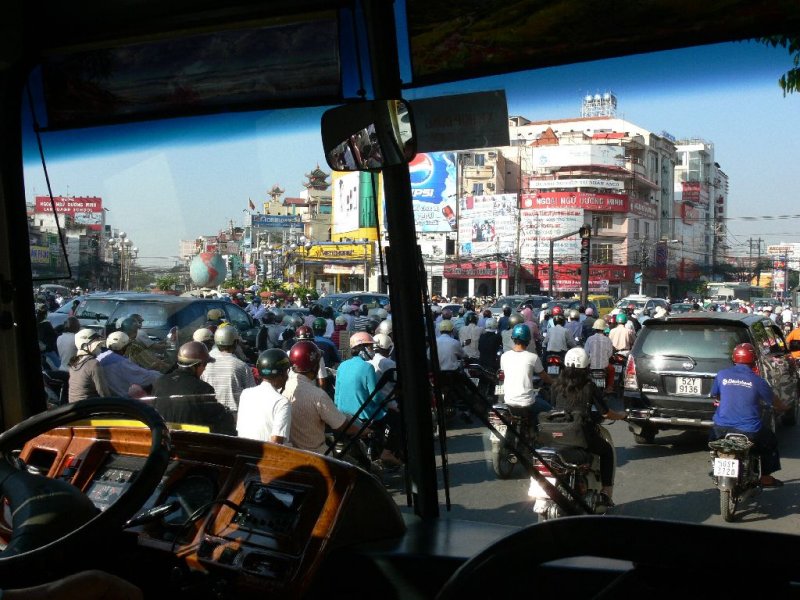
xmin=0 ymin=398 xmax=170 ymax=586
xmin=435 ymin=516 xmax=800 ymax=599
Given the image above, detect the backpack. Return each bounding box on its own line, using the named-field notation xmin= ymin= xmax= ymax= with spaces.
xmin=537 ymin=384 xmax=593 ymax=448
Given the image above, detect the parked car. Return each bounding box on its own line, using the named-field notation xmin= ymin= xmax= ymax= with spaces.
xmin=101 ymin=294 xmax=261 ymax=360
xmin=624 ymin=312 xmax=799 ymax=444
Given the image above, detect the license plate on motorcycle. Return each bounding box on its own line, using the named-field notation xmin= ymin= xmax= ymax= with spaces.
xmin=547 ymin=366 xmax=559 ymax=375
xmin=592 ymin=377 xmax=605 ymax=388
xmin=713 ymin=457 xmax=739 ymax=477
xmin=494 ymin=383 xmax=503 ymax=396
xmin=614 ymin=365 xmax=622 ymax=374
xmin=489 ymin=423 xmax=507 ymax=442
xmin=675 ymin=377 xmax=701 ymax=395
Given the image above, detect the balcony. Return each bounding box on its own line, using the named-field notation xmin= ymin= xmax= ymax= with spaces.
xmin=463 ymin=166 xmax=495 ymax=179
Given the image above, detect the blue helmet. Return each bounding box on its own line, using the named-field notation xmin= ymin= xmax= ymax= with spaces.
xmin=511 ymin=323 xmax=531 ymax=344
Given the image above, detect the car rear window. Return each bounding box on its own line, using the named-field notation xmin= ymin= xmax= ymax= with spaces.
xmin=77 ymin=298 xmax=120 ymax=320
xmin=639 ymin=323 xmax=749 ymax=360
xmin=109 ymin=302 xmax=174 ymax=328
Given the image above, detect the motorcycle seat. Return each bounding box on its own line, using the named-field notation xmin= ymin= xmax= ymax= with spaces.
xmin=553 ymin=445 xmax=593 ymax=467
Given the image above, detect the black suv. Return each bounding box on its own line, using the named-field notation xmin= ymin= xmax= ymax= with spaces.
xmin=624 ymin=312 xmax=799 ymax=444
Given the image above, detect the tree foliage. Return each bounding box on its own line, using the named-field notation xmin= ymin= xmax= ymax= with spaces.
xmin=155 ymin=274 xmax=179 ymax=291
xmin=762 ymin=36 xmax=800 ymax=95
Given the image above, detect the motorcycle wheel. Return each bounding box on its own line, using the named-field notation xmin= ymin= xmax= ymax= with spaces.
xmin=492 ymin=445 xmax=515 ymax=479
xmin=632 ymin=424 xmax=657 ymax=444
xmin=720 ymin=489 xmax=737 ymax=522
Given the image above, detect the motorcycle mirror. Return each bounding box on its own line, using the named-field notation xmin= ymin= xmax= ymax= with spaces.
xmin=321 ymin=99 xmax=416 ymax=172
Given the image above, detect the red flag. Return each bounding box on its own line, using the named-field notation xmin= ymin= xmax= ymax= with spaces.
xmin=248 ymin=198 xmax=256 ymax=211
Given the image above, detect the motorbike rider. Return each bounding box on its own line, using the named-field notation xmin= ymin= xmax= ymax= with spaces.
xmin=201 ymin=325 xmax=256 ymax=416
xmin=501 ymin=313 xmax=525 ymax=352
xmin=68 ymin=329 xmax=112 ymax=402
xmin=608 ymin=313 xmax=636 ymax=352
xmin=96 ymin=331 xmax=161 ymax=398
xmin=434 ymin=319 xmax=464 ymax=370
xmin=565 ymin=309 xmax=583 ymax=345
xmin=478 ymin=317 xmax=503 ymax=372
xmin=583 ymin=319 xmax=615 ymax=394
xmin=458 ymin=311 xmax=483 ymax=360
xmin=549 ymin=347 xmax=627 ymax=505
xmin=237 ymin=348 xmax=292 ymax=444
xmin=119 ymin=317 xmax=173 ymax=373
xmin=500 ymin=323 xmax=554 ymax=427
xmin=545 ymin=312 xmax=577 ymax=363
xmin=497 ymin=304 xmax=512 ymax=332
xmin=710 ymin=342 xmax=786 ymax=488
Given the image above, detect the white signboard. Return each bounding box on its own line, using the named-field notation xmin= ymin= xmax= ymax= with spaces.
xmin=457 ymin=194 xmax=518 ymax=256
xmin=530 ymin=145 xmax=624 ymax=170
xmin=332 ymin=172 xmax=361 ymax=234
xmin=519 ymin=209 xmax=583 ymax=260
xmin=767 ymin=244 xmax=797 ymax=256
xmin=528 ymin=178 xmax=625 ymax=191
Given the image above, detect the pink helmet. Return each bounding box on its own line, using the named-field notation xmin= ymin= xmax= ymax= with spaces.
xmin=349 ymin=331 xmax=375 ymax=349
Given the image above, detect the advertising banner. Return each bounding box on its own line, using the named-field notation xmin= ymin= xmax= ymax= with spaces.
xmin=444 ymin=260 xmax=509 ymax=279
xmin=520 ymin=192 xmax=628 ymax=212
xmin=30 ymin=246 xmax=50 ymax=265
xmin=331 ymin=171 xmax=381 ymax=239
xmin=306 ymin=243 xmax=370 ymax=260
xmin=629 ymin=199 xmax=658 ymax=220
xmin=529 ymin=145 xmax=624 ymax=170
xmin=519 ymin=208 xmax=583 ymax=261
xmin=457 ymin=193 xmax=518 ymax=256
xmin=251 ymin=214 xmax=302 ymax=228
xmin=527 ymin=178 xmax=625 ymax=191
xmin=680 ymin=181 xmax=709 ymax=205
xmin=34 ymin=196 xmax=104 ymax=231
xmin=409 ymin=152 xmax=457 ymax=232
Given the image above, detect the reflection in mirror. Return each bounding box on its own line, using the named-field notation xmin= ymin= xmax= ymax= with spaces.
xmin=321 ymin=99 xmax=415 ymax=171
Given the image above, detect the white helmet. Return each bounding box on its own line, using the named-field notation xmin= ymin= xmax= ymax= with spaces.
xmin=214 ymin=324 xmax=239 ymax=347
xmin=485 ymin=317 xmax=498 ymax=331
xmin=192 ymin=328 xmax=214 ymax=343
xmin=75 ymin=328 xmax=101 ymax=350
xmin=334 ymin=315 xmax=348 ymax=326
xmin=564 ymin=347 xmax=590 ymax=369
xmin=106 ymin=331 xmax=130 ymax=351
xmin=377 ymin=319 xmax=392 ymax=335
xmin=375 ymin=308 xmax=388 ymax=320
xmin=373 ymin=333 xmax=394 ymax=351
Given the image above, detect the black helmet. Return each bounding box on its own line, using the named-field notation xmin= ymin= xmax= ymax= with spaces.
xmin=177 ymin=341 xmax=216 ymax=368
xmin=312 ymin=317 xmax=327 ymax=334
xmin=465 ymin=311 xmax=478 ymax=325
xmin=365 ymin=318 xmax=381 ymax=335
xmin=257 ymin=348 xmax=291 ymax=377
xmin=502 ymin=304 xmax=511 ymax=316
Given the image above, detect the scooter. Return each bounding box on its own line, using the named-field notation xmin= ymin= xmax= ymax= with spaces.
xmin=708 ymin=432 xmax=761 ymax=522
xmin=528 ymin=424 xmax=615 ymax=522
xmin=488 ymin=401 xmax=537 ymax=479
xmin=610 ymin=351 xmax=628 ymax=390
xmin=545 ymin=354 xmax=563 ymax=377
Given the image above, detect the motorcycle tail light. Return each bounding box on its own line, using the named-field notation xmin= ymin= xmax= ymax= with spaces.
xmin=534 ymin=462 xmax=552 ymax=477
xmin=497 ymin=370 xmax=505 ymax=382
xmin=751 ymin=365 xmax=760 ymax=376
xmin=624 ymin=355 xmax=638 ymax=390
xmin=547 ymin=356 xmax=562 ymax=366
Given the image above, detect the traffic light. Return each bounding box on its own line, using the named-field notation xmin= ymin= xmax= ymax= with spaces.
xmin=579 ymin=225 xmax=591 ymax=265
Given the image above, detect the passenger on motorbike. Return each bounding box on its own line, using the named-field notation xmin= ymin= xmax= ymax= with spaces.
xmin=583 ymin=319 xmax=615 ymax=394
xmin=549 ymin=347 xmax=627 ymax=505
xmin=500 ymin=313 xmax=525 ymax=352
xmin=710 ymin=343 xmax=786 ymax=488
xmin=545 ymin=313 xmax=576 ymax=363
xmin=499 ymin=324 xmax=553 ymax=427
xmin=565 ymin=309 xmax=583 ymax=345
xmin=478 ymin=317 xmax=503 ymax=372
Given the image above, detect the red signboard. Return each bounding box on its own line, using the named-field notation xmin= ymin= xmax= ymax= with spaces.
xmin=34 ymin=195 xmax=104 ymax=231
xmin=680 ymin=202 xmax=700 ymax=224
xmin=681 ymin=181 xmax=709 ymax=206
xmin=444 ymin=261 xmax=509 ymax=279
xmin=520 ymin=192 xmax=628 ymax=212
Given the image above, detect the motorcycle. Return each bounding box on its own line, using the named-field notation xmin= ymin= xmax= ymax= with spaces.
xmin=487 ymin=402 xmax=538 ymax=479
xmin=43 ymin=368 xmax=69 ymax=409
xmin=463 ymin=360 xmax=500 ymax=411
xmin=708 ymin=432 xmax=761 ymax=522
xmin=609 ymin=351 xmax=628 ymax=390
xmin=545 ymin=354 xmax=563 ymax=377
xmin=528 ymin=423 xmax=616 ymax=521
xmin=589 ymin=368 xmax=607 ymax=391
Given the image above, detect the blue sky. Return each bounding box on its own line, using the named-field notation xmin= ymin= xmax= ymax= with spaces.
xmin=23 ymin=40 xmax=799 ymax=267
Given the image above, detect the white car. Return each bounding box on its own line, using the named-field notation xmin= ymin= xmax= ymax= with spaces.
xmin=616 ymin=295 xmax=669 ymax=317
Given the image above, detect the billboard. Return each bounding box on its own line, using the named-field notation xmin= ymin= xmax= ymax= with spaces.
xmin=251 ymin=214 xmax=302 ymax=228
xmin=519 ymin=208 xmax=583 ymax=261
xmin=34 ymin=195 xmax=104 ymax=231
xmin=527 ymin=177 xmax=625 ymax=191
xmin=409 ymin=152 xmax=457 ymax=232
xmin=457 ymin=194 xmax=518 ymax=256
xmin=520 ymin=192 xmax=627 ymax=212
xmin=529 ymin=145 xmax=624 ymax=170
xmin=331 ymin=171 xmax=380 ymax=240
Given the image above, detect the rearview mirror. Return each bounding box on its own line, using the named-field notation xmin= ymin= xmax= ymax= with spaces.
xmin=321 ymin=99 xmax=416 ymax=171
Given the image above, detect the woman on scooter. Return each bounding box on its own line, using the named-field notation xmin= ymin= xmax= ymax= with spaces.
xmin=549 ymin=348 xmax=627 ymax=506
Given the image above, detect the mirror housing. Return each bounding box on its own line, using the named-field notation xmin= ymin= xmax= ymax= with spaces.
xmin=321 ymin=99 xmax=416 ymax=171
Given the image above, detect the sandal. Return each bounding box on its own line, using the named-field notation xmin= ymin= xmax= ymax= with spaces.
xmin=598 ymin=492 xmax=615 ymax=507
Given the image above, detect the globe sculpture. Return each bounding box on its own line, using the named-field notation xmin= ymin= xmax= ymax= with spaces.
xmin=189 ymin=252 xmax=227 ymax=288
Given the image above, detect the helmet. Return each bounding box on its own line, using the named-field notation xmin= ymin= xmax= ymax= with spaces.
xmin=553 ymin=314 xmax=566 ymax=326
xmin=551 ymin=305 xmax=564 ymax=316
xmin=192 ymin=328 xmax=214 ymax=343
xmin=365 ymin=318 xmax=380 ymax=335
xmin=129 ymin=313 xmax=145 ymax=324
xmin=335 ymin=315 xmax=348 ymax=326
xmin=502 ymin=304 xmax=511 ymax=316
xmin=585 ymin=307 xmax=594 ymax=316
xmin=564 ymin=347 xmax=590 ymax=369
xmin=511 ymin=323 xmax=531 ymax=344
xmin=252 ymin=296 xmax=261 ymax=304
xmin=257 ymin=348 xmax=291 ymax=376
xmin=177 ymin=341 xmax=215 ymax=367
xmin=439 ymin=320 xmax=454 ymax=333
xmin=312 ymin=317 xmax=327 ymax=334
xmin=118 ymin=316 xmax=140 ymax=335
xmin=762 ymin=305 xmax=773 ymax=312
xmin=291 ymin=316 xmax=304 ymax=328
xmin=568 ymin=309 xmax=580 ymax=320
xmin=485 ymin=317 xmax=498 ymax=331
xmin=465 ymin=311 xmax=478 ymax=325
xmin=615 ymin=313 xmax=628 ymax=324
xmin=106 ymin=331 xmax=130 ymax=351
xmin=377 ymin=319 xmax=393 ymax=336
xmin=442 ymin=308 xmax=453 ymax=319
xmin=75 ymin=328 xmax=101 ymax=350
xmin=508 ymin=313 xmax=524 ymax=327
xmin=263 ymin=312 xmax=276 ymax=324
xmin=214 ymin=325 xmax=238 ymax=347
xmin=296 ymin=325 xmax=314 ymax=340
xmin=288 ymin=341 xmax=321 ymax=374
xmin=207 ymin=308 xmax=224 ymax=321
xmin=592 ymin=318 xmax=608 ymax=330
xmin=375 ymin=308 xmax=388 ymax=320
xmin=732 ymin=342 xmax=757 ymax=365
xmin=373 ymin=333 xmax=394 ymax=351
xmin=350 ymin=331 xmax=375 ymax=348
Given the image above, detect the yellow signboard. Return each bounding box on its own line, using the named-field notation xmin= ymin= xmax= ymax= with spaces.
xmin=306 ymin=243 xmax=371 ymax=260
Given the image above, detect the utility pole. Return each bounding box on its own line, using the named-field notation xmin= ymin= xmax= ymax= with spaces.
xmin=756 ymin=237 xmax=763 ymax=286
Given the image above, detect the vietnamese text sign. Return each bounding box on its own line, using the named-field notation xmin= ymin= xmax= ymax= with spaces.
xmin=34 ymin=196 xmax=104 ymax=231
xmin=457 ymin=194 xmax=518 ymax=256
xmin=251 ymin=214 xmax=303 ymax=228
xmin=519 ymin=208 xmax=583 ymax=261
xmin=527 ymin=178 xmax=625 ymax=191
xmin=520 ymin=192 xmax=628 ymax=212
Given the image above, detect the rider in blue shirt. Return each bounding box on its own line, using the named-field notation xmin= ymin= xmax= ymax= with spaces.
xmin=710 ymin=342 xmax=785 ymax=487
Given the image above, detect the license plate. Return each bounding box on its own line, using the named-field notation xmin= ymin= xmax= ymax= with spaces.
xmin=494 ymin=383 xmax=504 ymax=396
xmin=592 ymin=377 xmax=606 ymax=388
xmin=489 ymin=423 xmax=507 ymax=442
xmin=614 ymin=365 xmax=622 ymax=374
xmin=470 ymin=377 xmax=480 ymax=387
xmin=528 ymin=476 xmax=556 ymax=499
xmin=675 ymin=377 xmax=701 ymax=395
xmin=713 ymin=457 xmax=739 ymax=477
xmin=547 ymin=366 xmax=560 ymax=375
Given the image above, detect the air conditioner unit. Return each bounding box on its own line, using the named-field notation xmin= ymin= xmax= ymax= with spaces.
xmin=487 ymin=151 xmax=497 ymax=158
xmin=486 ymin=183 xmax=495 ymax=190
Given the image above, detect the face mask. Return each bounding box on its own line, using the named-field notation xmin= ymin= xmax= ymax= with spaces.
xmin=358 ymin=347 xmax=375 ymax=361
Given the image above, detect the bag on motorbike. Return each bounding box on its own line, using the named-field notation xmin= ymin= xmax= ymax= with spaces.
xmin=537 ymin=410 xmax=589 ymax=448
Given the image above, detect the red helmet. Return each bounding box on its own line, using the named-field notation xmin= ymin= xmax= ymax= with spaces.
xmin=551 ymin=305 xmax=564 ymax=316
xmin=289 ymin=340 xmax=322 ymax=374
xmin=732 ymin=343 xmax=756 ymax=365
xmin=295 ymin=325 xmax=314 ymax=340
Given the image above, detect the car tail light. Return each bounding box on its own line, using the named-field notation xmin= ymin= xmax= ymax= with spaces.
xmin=624 ymin=355 xmax=638 ymax=390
